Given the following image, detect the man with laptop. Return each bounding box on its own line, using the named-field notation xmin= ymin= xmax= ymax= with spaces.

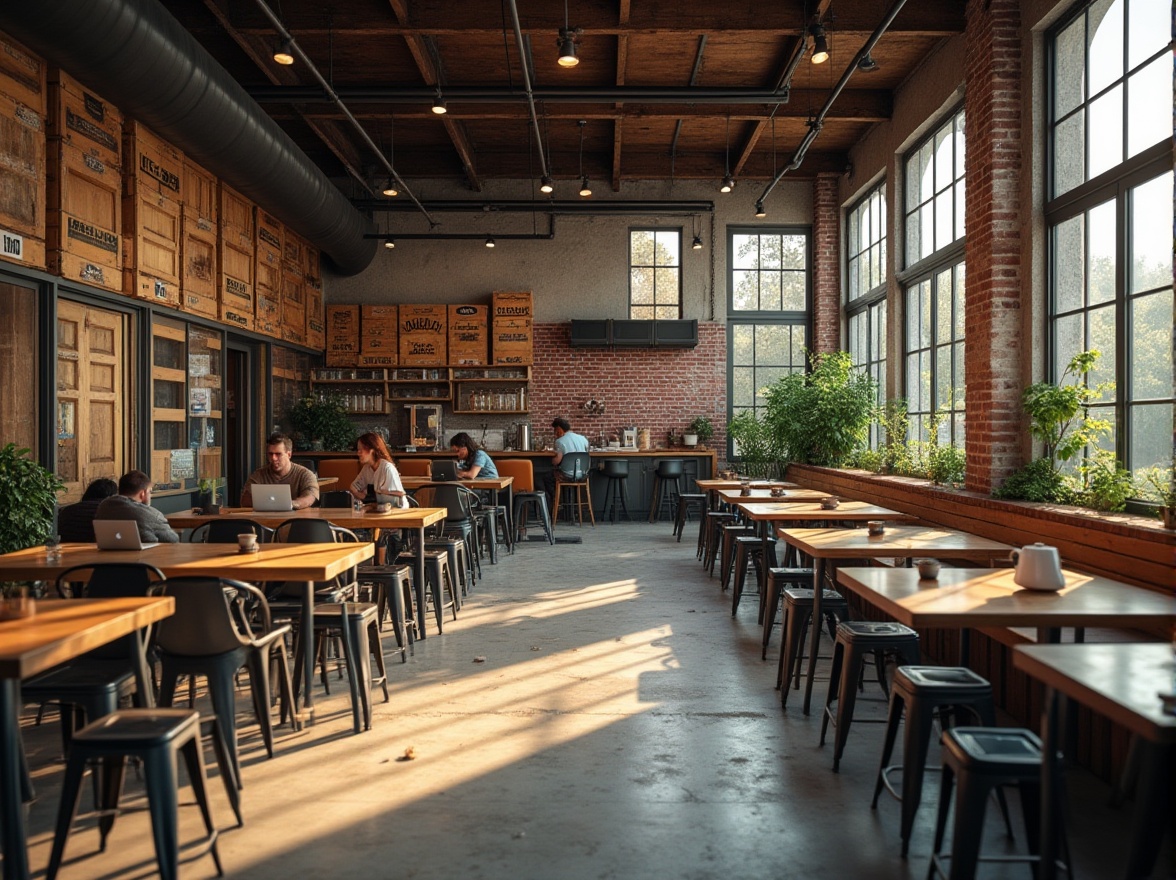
xmin=241 ymin=432 xmax=320 ymax=511
xmin=94 ymin=470 xmax=180 ymax=544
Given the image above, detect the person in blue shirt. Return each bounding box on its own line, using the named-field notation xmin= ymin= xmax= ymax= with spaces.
xmin=544 ymin=417 xmax=590 ymax=504
xmin=450 ymin=432 xmax=498 ymax=479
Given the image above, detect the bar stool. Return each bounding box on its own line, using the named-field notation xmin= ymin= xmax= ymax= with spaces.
xmin=356 ymin=563 xmax=416 ymax=661
xmin=598 ymin=458 xmax=632 ymax=523
xmin=397 ymin=548 xmax=459 ymax=634
xmin=427 ymin=534 xmax=474 ymax=595
xmin=695 ymin=502 xmax=709 ymax=560
xmin=730 ymin=535 xmax=775 ymax=615
xmin=47 ymin=708 xmax=224 ymax=880
xmin=929 ymin=727 xmax=1068 ymax=880
xmin=22 ymin=663 xmax=137 ymax=759
xmin=674 ymin=492 xmax=707 ymax=541
xmin=513 ymin=486 xmax=554 ymax=544
xmin=777 ymin=586 xmax=850 ymax=701
xmin=718 ymin=523 xmax=756 ymax=589
xmin=820 ymin=620 xmax=920 ymax=771
xmin=703 ymin=511 xmax=736 ymax=573
xmin=647 ymin=459 xmax=684 ymax=522
xmin=872 ymin=666 xmax=1003 ymax=856
xmin=761 ymin=568 xmax=816 ymax=659
xmin=554 ymin=454 xmax=595 ymax=527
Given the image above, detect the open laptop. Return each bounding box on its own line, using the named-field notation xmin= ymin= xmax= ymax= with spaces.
xmin=251 ymin=483 xmax=293 ymax=511
xmin=93 ymin=519 xmax=159 ymax=550
xmin=430 ymin=460 xmax=460 ymax=482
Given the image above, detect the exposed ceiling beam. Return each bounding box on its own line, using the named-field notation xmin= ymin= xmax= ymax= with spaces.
xmin=610 ymin=0 xmax=631 ymax=192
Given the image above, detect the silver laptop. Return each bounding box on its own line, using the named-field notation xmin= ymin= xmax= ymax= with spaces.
xmin=93 ymin=519 xmax=159 ymax=550
xmin=430 ymin=460 xmax=460 ymax=482
xmin=252 ymin=483 xmax=293 ymax=511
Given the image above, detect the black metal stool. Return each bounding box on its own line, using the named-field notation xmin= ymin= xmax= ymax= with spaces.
xmin=820 ymin=621 xmax=920 ymax=771
xmin=929 ymin=727 xmax=1069 ymax=880
xmin=777 ymin=586 xmax=850 ymax=700
xmin=731 ymin=535 xmax=775 ymax=615
xmin=513 ymin=487 xmax=554 ymax=544
xmin=703 ymin=511 xmax=736 ymax=573
xmin=356 ymin=563 xmax=416 ymax=661
xmin=674 ymin=492 xmax=706 ymax=541
xmin=47 ymin=708 xmax=224 ymax=880
xmin=872 ymin=666 xmax=1003 ymax=856
xmin=397 ymin=549 xmax=459 ymax=634
xmin=647 ymin=459 xmax=684 ymax=523
xmin=598 ymin=458 xmax=632 ymax=522
xmin=761 ymin=569 xmax=816 ymax=660
xmin=294 ymin=602 xmax=389 ymax=733
xmin=719 ymin=524 xmax=756 ymax=590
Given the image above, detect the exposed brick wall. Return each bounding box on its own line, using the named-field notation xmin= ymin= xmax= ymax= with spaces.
xmin=963 ymin=0 xmax=1023 ymax=494
xmin=530 ymin=322 xmax=728 ymax=456
xmin=812 ymin=172 xmax=842 ymax=354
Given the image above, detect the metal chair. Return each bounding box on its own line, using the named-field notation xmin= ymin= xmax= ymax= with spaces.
xmin=554 ymin=451 xmax=594 ymax=527
xmin=319 ymin=490 xmax=355 ymax=509
xmin=497 ymin=458 xmax=554 ymax=544
xmin=188 ymin=518 xmax=271 ymax=544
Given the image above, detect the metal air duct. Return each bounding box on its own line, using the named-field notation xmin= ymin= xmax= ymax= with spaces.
xmin=0 ymin=0 xmax=377 ymax=275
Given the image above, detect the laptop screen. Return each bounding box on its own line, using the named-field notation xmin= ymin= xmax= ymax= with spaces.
xmin=251 ymin=483 xmax=293 ymax=511
xmin=430 ymin=460 xmax=460 ymax=482
xmin=93 ymin=519 xmax=159 ymax=550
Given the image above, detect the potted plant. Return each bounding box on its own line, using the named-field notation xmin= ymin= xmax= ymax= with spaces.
xmin=0 ymin=444 xmax=63 ymax=606
xmin=684 ymin=416 xmax=714 ymax=447
xmin=1141 ymin=461 xmax=1176 ymax=529
xmin=286 ymin=392 xmax=357 ymax=451
xmin=197 ymin=477 xmax=225 ymax=514
xmin=726 ymin=410 xmax=784 ymax=480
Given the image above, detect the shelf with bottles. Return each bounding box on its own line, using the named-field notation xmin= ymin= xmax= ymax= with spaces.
xmin=452 ymin=366 xmax=529 ymax=414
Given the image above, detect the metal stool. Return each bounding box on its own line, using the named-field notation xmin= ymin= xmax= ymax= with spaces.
xmin=513 ymin=487 xmax=554 ymax=544
xmin=598 ymin=458 xmax=632 ymax=523
xmin=695 ymin=500 xmax=711 ymax=559
xmin=47 ymin=708 xmax=224 ymax=880
xmin=820 ymin=621 xmax=920 ymax=771
xmin=555 ymin=476 xmax=595 ymax=527
xmin=777 ymin=586 xmax=850 ymax=701
xmin=397 ymin=549 xmax=459 ymax=634
xmin=872 ymin=666 xmax=1003 ymax=856
xmin=427 ymin=534 xmax=474 ymax=595
xmin=294 ymin=603 xmax=389 ymax=733
xmin=647 ymin=459 xmax=684 ymax=522
xmin=719 ymin=524 xmax=756 ymax=589
xmin=703 ymin=511 xmax=736 ymax=573
xmin=761 ymin=568 xmax=816 ymax=659
xmin=674 ymin=492 xmax=707 ymax=541
xmin=731 ymin=535 xmax=778 ymax=616
xmin=356 ymin=563 xmax=416 ymax=661
xmin=929 ymin=727 xmax=1069 ymax=880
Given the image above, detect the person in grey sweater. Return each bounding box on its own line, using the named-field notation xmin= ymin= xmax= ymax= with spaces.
xmin=95 ymin=470 xmax=180 ymax=543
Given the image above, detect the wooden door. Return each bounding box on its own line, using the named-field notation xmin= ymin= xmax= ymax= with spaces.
xmin=55 ymin=300 xmax=127 ymax=502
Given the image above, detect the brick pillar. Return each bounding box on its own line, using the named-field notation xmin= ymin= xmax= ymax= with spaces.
xmin=812 ymin=172 xmax=841 ymax=354
xmin=963 ymin=0 xmax=1023 ymax=493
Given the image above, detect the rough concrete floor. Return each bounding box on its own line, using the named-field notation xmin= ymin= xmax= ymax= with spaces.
xmin=17 ymin=522 xmax=1172 ymax=879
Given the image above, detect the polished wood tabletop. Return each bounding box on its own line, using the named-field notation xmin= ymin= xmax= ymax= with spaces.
xmin=695 ymin=479 xmax=797 ymax=491
xmin=167 ymin=505 xmax=446 ymax=532
xmin=716 ymin=487 xmax=831 ymax=505
xmin=777 ymin=524 xmax=1014 ymax=561
xmin=737 ymin=501 xmax=917 ymax=522
xmin=401 ymin=475 xmax=514 ymax=492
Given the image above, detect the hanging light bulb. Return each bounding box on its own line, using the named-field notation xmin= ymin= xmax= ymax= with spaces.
xmin=273 ymin=37 xmax=294 ymax=66
xmin=579 ymin=176 xmax=592 ymax=197
xmin=576 ymin=120 xmax=590 ymax=196
xmin=485 ymin=236 xmax=496 ymax=248
xmin=432 ymin=92 xmax=447 ymax=115
xmin=540 ymin=175 xmax=554 ymax=194
xmin=810 ymin=24 xmax=829 ymax=64
xmin=382 ymin=178 xmax=398 ymax=197
xmin=692 ymin=234 xmax=703 ymax=250
xmin=754 ymin=201 xmax=766 ymax=218
xmin=720 ymin=174 xmax=735 ymax=194
xmin=557 ymin=1 xmax=581 ymax=67
xmin=384 ymin=238 xmax=395 ymax=249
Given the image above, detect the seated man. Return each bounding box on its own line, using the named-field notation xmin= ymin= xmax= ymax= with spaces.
xmin=57 ymin=477 xmax=118 ymax=542
xmin=95 ymin=470 xmax=180 ymax=543
xmin=544 ymin=417 xmax=590 ymax=505
xmin=241 ymin=432 xmax=320 ymax=510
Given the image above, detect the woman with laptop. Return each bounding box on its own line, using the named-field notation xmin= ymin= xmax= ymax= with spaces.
xmin=350 ymin=432 xmax=408 ymax=507
xmin=449 ymin=432 xmax=498 ymax=479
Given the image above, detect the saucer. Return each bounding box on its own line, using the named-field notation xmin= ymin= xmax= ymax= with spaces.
xmin=237 ymin=545 xmax=259 ymax=554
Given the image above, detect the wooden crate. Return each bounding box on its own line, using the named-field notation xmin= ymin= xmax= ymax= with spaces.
xmin=218 ymin=237 xmax=254 ymax=330
xmin=306 ymin=310 xmax=325 ymax=350
xmin=398 ymin=304 xmax=447 ymax=366
xmin=123 ymin=186 xmax=181 ymax=293
xmin=255 ymin=289 xmax=280 ymax=337
xmin=217 ymin=181 xmax=252 ymax=249
xmin=448 ymin=304 xmax=488 ymax=365
xmin=359 ymin=304 xmax=397 ymax=366
xmin=182 ymin=156 xmax=216 ymax=231
xmin=326 ymin=304 xmax=359 ymax=366
xmin=281 ymin=225 xmax=303 ymax=270
xmin=0 ymin=229 xmax=45 ymax=270
xmin=254 ymin=208 xmax=282 ymax=298
xmin=47 ymin=69 xmax=121 ymax=167
xmin=46 ymin=139 xmax=121 ymax=291
xmin=491 ymin=316 xmax=534 ymax=365
xmin=492 ymin=290 xmax=533 ymax=320
xmin=304 ymin=242 xmax=321 ymax=287
xmin=123 ymin=119 xmax=182 ymax=201
xmin=280 ymin=315 xmax=306 ymax=347
xmin=0 ymin=32 xmax=46 ymax=115
xmin=0 ymin=90 xmax=45 ymax=242
xmin=180 ymin=213 xmax=217 ymax=317
xmin=281 ymin=264 xmax=304 ymax=309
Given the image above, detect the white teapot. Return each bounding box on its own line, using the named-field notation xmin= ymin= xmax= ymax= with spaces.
xmin=1010 ymin=543 xmax=1065 ymax=591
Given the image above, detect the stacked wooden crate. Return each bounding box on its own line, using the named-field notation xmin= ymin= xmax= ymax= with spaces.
xmin=304 ymin=242 xmax=324 ymax=349
xmin=360 ymin=304 xmax=397 ymax=367
xmin=0 ymin=32 xmax=46 ymax=270
xmin=46 ymin=68 xmax=123 ymax=292
xmin=217 ymin=181 xmax=255 ymax=331
xmin=179 ymin=157 xmax=218 ymax=318
xmin=325 ymin=304 xmax=359 ymax=367
xmin=448 ymin=304 xmax=488 ymax=365
xmin=279 ymin=223 xmax=305 ymax=345
xmin=398 ymin=304 xmax=447 ymax=366
xmin=254 ymin=208 xmax=282 ymax=337
xmin=491 ymin=291 xmax=534 ymax=365
xmin=122 ymin=119 xmax=183 ymax=307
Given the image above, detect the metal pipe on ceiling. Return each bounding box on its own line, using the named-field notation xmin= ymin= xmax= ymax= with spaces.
xmin=353 ymin=200 xmax=715 ymax=215
xmin=505 ymin=0 xmax=551 ymax=185
xmin=247 ymin=85 xmax=796 ymax=105
xmin=0 ymin=0 xmax=378 ymax=275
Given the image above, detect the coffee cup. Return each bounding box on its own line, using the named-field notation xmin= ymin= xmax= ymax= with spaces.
xmin=866 ymin=520 xmax=885 ymax=536
xmin=915 ymin=558 xmax=941 ymax=579
xmin=820 ymin=496 xmax=840 ymax=509
xmin=237 ymin=533 xmax=258 ymax=552
xmin=770 ymin=487 xmax=785 ymax=497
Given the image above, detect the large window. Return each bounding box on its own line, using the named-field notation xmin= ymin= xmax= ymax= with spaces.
xmin=1047 ymin=0 xmax=1173 ymax=478
xmin=629 ymin=229 xmax=681 ymax=319
xmin=846 ymin=182 xmax=887 ymax=447
xmin=902 ymin=108 xmax=966 ymax=445
xmin=728 ymin=228 xmax=810 ymax=453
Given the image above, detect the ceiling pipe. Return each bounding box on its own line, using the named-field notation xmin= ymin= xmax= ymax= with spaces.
xmin=757 ymin=0 xmax=908 ymax=209
xmin=248 ymin=85 xmax=796 ymax=105
xmin=0 ymin=0 xmax=377 ymax=275
xmin=504 ymin=0 xmax=551 ymax=186
xmin=353 ymin=199 xmax=715 ymax=215
xmin=252 ymin=0 xmax=438 ymax=230
xmin=369 ymin=214 xmax=556 ymax=243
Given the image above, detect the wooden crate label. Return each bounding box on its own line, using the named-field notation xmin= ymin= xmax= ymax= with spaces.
xmin=220 ymin=308 xmax=253 ymax=330
xmin=124 ymin=121 xmax=182 ymax=199
xmin=182 ymin=290 xmax=218 ymax=318
xmin=0 ymin=34 xmax=46 ymax=115
xmin=256 ymin=210 xmax=281 ymax=251
xmin=448 ymin=304 xmax=488 ymax=365
xmin=398 ymin=304 xmax=446 ymax=365
xmin=126 ymin=268 xmax=179 ymax=307
xmin=49 ymin=248 xmax=120 ymax=292
xmin=281 ymin=323 xmax=305 ymax=345
xmin=48 ymin=70 xmax=121 ymax=165
xmin=492 ymin=290 xmax=533 ymax=319
xmin=358 ymin=354 xmax=396 ymax=367
xmin=65 ymin=214 xmax=118 ymax=255
xmin=0 ymin=228 xmax=44 ymax=268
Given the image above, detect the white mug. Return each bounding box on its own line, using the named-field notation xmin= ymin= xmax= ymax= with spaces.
xmin=237 ymin=533 xmax=258 ymax=551
xmin=1010 ymin=543 xmax=1065 ymax=591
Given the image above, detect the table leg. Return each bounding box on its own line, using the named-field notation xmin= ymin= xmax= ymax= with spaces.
xmin=300 ymin=580 xmax=315 ymax=718
xmin=0 ymin=679 xmax=30 ymax=880
xmin=1038 ymin=686 xmax=1062 ymax=880
xmin=413 ymin=525 xmax=427 ymax=639
xmin=130 ymin=628 xmax=155 ymax=708
xmin=802 ymin=558 xmax=826 ymax=715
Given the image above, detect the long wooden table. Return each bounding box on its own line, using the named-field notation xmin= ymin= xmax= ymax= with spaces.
xmin=0 ymin=596 xmax=175 ymax=880
xmin=167 ymin=506 xmax=447 ymax=639
xmin=715 ymin=487 xmax=832 ymax=505
xmin=1015 ymin=643 xmax=1176 ymax=880
xmin=695 ymin=478 xmax=796 ymax=510
xmin=0 ymin=542 xmax=372 ymax=724
xmin=777 ymin=525 xmax=1014 ymax=714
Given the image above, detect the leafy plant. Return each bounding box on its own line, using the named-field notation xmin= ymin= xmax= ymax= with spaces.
xmin=1139 ymin=461 xmax=1176 ymax=510
xmin=0 ymin=444 xmax=64 ymax=555
xmin=1076 ymin=449 xmax=1135 ymax=512
xmin=726 ymin=410 xmax=783 ymax=478
xmin=929 ymin=443 xmax=967 ymax=486
xmin=762 ymin=350 xmax=877 ymax=467
xmin=286 ymin=393 xmax=357 ymax=451
xmin=993 ymin=457 xmax=1075 ymax=504
xmin=1023 ymin=350 xmax=1114 ymax=473
xmin=687 ymin=416 xmax=714 ymax=444
xmin=878 ymin=399 xmax=913 ymax=475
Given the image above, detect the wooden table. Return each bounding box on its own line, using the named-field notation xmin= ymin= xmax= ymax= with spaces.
xmin=402 ymin=476 xmax=515 ymax=546
xmin=777 ymin=525 xmax=1014 ymax=713
xmin=0 ymin=542 xmax=372 ymax=724
xmin=715 ymin=487 xmax=831 ymax=505
xmin=1015 ymin=643 xmax=1176 ymax=880
xmin=695 ymin=479 xmax=797 ymax=509
xmin=316 ymin=476 xmax=338 ymax=488
xmin=0 ymin=596 xmax=175 ymax=880
xmin=167 ymin=506 xmax=447 ymax=639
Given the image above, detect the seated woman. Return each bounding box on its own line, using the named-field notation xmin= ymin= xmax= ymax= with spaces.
xmin=450 ymin=432 xmax=498 ymax=479
xmin=350 ymin=432 xmax=408 ymax=508
xmin=57 ymin=477 xmax=118 ymax=542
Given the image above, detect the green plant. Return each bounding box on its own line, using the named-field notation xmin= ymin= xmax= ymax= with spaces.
xmin=993 ymin=457 xmax=1075 ymax=504
xmin=762 ymin=350 xmax=877 ymax=467
xmin=687 ymin=416 xmax=714 ymax=444
xmin=1076 ymin=449 xmax=1135 ymax=512
xmin=726 ymin=410 xmax=783 ymax=478
xmin=878 ymin=399 xmax=912 ymax=474
xmin=1139 ymin=461 xmax=1176 ymax=510
xmin=929 ymin=444 xmax=967 ymax=486
xmin=849 ymin=447 xmax=884 ymax=473
xmin=197 ymin=476 xmax=225 ymax=504
xmin=286 ymin=393 xmax=357 ymax=451
xmin=1022 ymin=350 xmax=1114 ymax=474
xmin=0 ymin=443 xmax=64 ymax=555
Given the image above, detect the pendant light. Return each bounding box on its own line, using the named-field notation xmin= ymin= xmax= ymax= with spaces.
xmin=540 ymin=175 xmax=554 ymax=194
xmin=691 ymin=216 xmax=703 ymax=250
xmin=382 ymin=119 xmax=398 ymax=197
xmin=577 ymin=120 xmax=591 ymax=197
xmin=485 ymin=236 xmax=496 ymax=248
xmin=432 ymin=86 xmax=447 ymax=114
xmin=809 ymin=24 xmax=829 ymax=64
xmin=273 ymin=37 xmax=294 ymax=65
xmin=557 ymin=0 xmax=582 ymax=67
xmin=720 ymin=116 xmax=734 ymax=193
